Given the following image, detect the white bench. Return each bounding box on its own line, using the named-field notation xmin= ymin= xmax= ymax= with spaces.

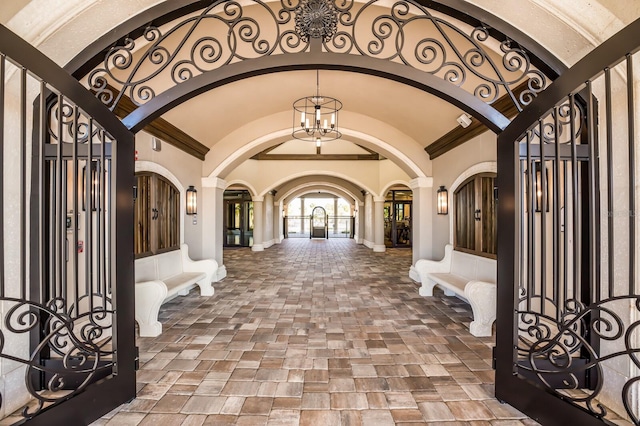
xmin=135 ymin=244 xmax=217 ymax=337
xmin=413 ymin=245 xmax=496 ymax=337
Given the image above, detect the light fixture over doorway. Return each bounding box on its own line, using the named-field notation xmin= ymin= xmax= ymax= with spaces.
xmin=292 ymin=70 xmax=342 ymax=147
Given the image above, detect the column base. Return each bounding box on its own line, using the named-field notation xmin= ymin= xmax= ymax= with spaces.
xmin=373 ymin=245 xmax=386 ymax=252
xmin=251 ymin=244 xmax=264 ymax=252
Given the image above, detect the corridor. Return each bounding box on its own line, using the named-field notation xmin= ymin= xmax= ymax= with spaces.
xmin=95 ymin=240 xmax=532 ymax=425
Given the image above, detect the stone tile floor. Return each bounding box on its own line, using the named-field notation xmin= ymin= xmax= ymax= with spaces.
xmin=95 ymin=239 xmax=536 ymax=425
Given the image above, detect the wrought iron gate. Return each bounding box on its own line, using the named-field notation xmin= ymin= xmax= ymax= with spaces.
xmin=0 ymin=25 xmax=135 ymax=424
xmin=496 ymin=18 xmax=640 ymax=425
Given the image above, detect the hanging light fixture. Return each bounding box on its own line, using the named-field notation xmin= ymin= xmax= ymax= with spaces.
xmin=292 ymin=70 xmax=342 ymax=146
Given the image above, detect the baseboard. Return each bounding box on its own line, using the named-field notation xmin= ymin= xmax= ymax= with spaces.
xmin=263 ymin=239 xmax=274 ymax=249
xmin=373 ymin=244 xmax=386 ymax=252
xmin=251 ymin=244 xmax=264 ymax=252
xmin=363 ymin=239 xmax=374 ymax=249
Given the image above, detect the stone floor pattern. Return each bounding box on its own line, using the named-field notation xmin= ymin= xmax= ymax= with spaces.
xmin=95 ymin=239 xmax=536 ymax=425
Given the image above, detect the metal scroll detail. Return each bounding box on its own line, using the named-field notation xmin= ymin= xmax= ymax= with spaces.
xmin=0 ymin=297 xmax=114 ymax=418
xmin=86 ymin=0 xmax=548 ymax=114
xmin=516 ymin=297 xmax=640 ymax=424
xmin=295 ymin=0 xmax=339 ymax=42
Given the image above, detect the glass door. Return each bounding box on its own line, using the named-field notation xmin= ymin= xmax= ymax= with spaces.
xmin=384 ymin=190 xmax=412 ymax=247
xmin=224 ymin=190 xmax=253 ymax=247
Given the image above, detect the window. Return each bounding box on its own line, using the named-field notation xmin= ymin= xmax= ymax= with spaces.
xmin=454 ymin=173 xmax=497 ymax=258
xmin=135 ymin=172 xmax=180 ymax=258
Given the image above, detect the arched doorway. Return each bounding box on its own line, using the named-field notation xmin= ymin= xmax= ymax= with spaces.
xmin=310 ymin=206 xmax=328 ymax=239
xmin=223 ymin=189 xmax=254 ymax=247
xmin=384 ymin=188 xmax=413 ymax=248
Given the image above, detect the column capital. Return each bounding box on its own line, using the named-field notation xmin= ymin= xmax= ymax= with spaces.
xmin=202 ymin=177 xmax=227 ymax=189
xmin=252 ymin=196 xmax=264 ymax=202
xmin=409 ymin=177 xmax=433 ymax=189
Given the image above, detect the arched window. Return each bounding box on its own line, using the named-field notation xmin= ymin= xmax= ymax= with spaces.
xmin=135 ymin=172 xmax=180 ymax=257
xmin=454 ymin=173 xmax=497 ymax=258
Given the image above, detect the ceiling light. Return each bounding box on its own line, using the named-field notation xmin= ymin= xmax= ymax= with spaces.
xmin=293 ymin=70 xmax=342 ymax=144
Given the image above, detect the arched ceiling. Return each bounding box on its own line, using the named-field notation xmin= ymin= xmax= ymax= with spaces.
xmin=161 ymin=70 xmax=462 ymax=151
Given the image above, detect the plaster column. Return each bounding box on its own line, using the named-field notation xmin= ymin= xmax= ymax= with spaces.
xmin=300 ymin=197 xmax=305 ymax=234
xmin=373 ymin=196 xmax=386 ymax=252
xmin=333 ymin=198 xmax=338 ymax=234
xmin=274 ymin=201 xmax=283 ymax=243
xmin=201 ymin=177 xmax=227 ymax=281
xmin=263 ymin=192 xmax=274 ymax=248
xmin=252 ymin=196 xmax=264 ymax=251
xmin=355 ymin=201 xmax=364 ymax=244
xmin=363 ymin=193 xmax=373 ymax=248
xmin=410 ymin=177 xmax=434 ymax=265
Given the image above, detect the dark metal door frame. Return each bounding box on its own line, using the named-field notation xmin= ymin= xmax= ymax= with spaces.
xmin=0 ymin=25 xmax=136 ymax=425
xmin=496 ymin=17 xmax=640 ymax=426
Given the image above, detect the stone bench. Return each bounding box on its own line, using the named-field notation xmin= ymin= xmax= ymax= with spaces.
xmin=135 ymin=244 xmax=217 ymax=337
xmin=413 ymin=244 xmax=496 ymax=337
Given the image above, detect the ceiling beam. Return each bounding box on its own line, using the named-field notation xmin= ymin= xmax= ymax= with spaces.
xmin=251 ymin=153 xmax=382 ymax=161
xmin=103 ymin=86 xmax=210 ymax=160
xmin=425 ymin=82 xmax=528 ymax=160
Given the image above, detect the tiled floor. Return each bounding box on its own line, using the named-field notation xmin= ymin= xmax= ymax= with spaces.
xmin=95 ymin=239 xmax=535 ymax=425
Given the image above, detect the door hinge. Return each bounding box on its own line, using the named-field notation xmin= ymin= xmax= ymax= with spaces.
xmin=492 ymin=346 xmax=497 ymax=370
xmin=135 ymin=346 xmax=140 ymax=371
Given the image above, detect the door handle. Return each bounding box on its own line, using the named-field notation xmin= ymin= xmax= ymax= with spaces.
xmin=474 ymin=209 xmax=481 ymax=221
xmin=152 ymin=208 xmax=158 ymax=220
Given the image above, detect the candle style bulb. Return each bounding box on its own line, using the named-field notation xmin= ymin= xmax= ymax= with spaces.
xmin=300 ymin=112 xmax=305 ymax=127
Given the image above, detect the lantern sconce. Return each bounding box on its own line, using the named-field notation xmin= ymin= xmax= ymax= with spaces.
xmin=82 ymin=161 xmax=100 ymax=212
xmin=436 ymin=185 xmax=448 ymax=215
xmin=533 ymin=161 xmax=548 ymax=212
xmin=525 ymin=161 xmax=549 ymax=212
xmin=186 ymin=185 xmax=197 ymax=224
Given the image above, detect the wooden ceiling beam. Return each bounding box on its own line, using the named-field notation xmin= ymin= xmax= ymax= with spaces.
xmin=425 ymin=83 xmax=528 ymax=160
xmin=99 ymin=86 xmax=210 ymax=160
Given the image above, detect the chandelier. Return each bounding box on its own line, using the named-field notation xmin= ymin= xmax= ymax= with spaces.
xmin=292 ymin=70 xmax=342 ymax=145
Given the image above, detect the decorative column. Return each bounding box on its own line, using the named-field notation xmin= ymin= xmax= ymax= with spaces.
xmin=274 ymin=200 xmax=283 ymax=243
xmin=300 ymin=197 xmax=306 ymax=234
xmin=355 ymin=201 xmax=364 ymax=244
xmin=363 ymin=192 xmax=373 ymax=248
xmin=252 ymin=195 xmax=264 ymax=251
xmin=263 ymin=191 xmax=274 ymax=248
xmin=373 ymin=196 xmax=386 ymax=252
xmin=333 ymin=197 xmax=338 ymax=235
xmin=410 ymin=177 xmax=434 ymax=265
xmin=201 ymin=177 xmax=227 ymax=281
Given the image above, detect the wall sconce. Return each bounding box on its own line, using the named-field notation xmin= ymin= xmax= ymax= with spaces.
xmin=527 ymin=161 xmax=549 ymax=212
xmin=437 ymin=185 xmax=448 ymax=215
xmin=186 ymin=185 xmax=197 ymax=224
xmin=82 ymin=161 xmax=100 ymax=211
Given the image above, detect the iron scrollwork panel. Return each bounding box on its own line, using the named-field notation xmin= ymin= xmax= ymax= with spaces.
xmin=516 ymin=297 xmax=640 ymax=424
xmin=86 ymin=0 xmax=550 ymax=115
